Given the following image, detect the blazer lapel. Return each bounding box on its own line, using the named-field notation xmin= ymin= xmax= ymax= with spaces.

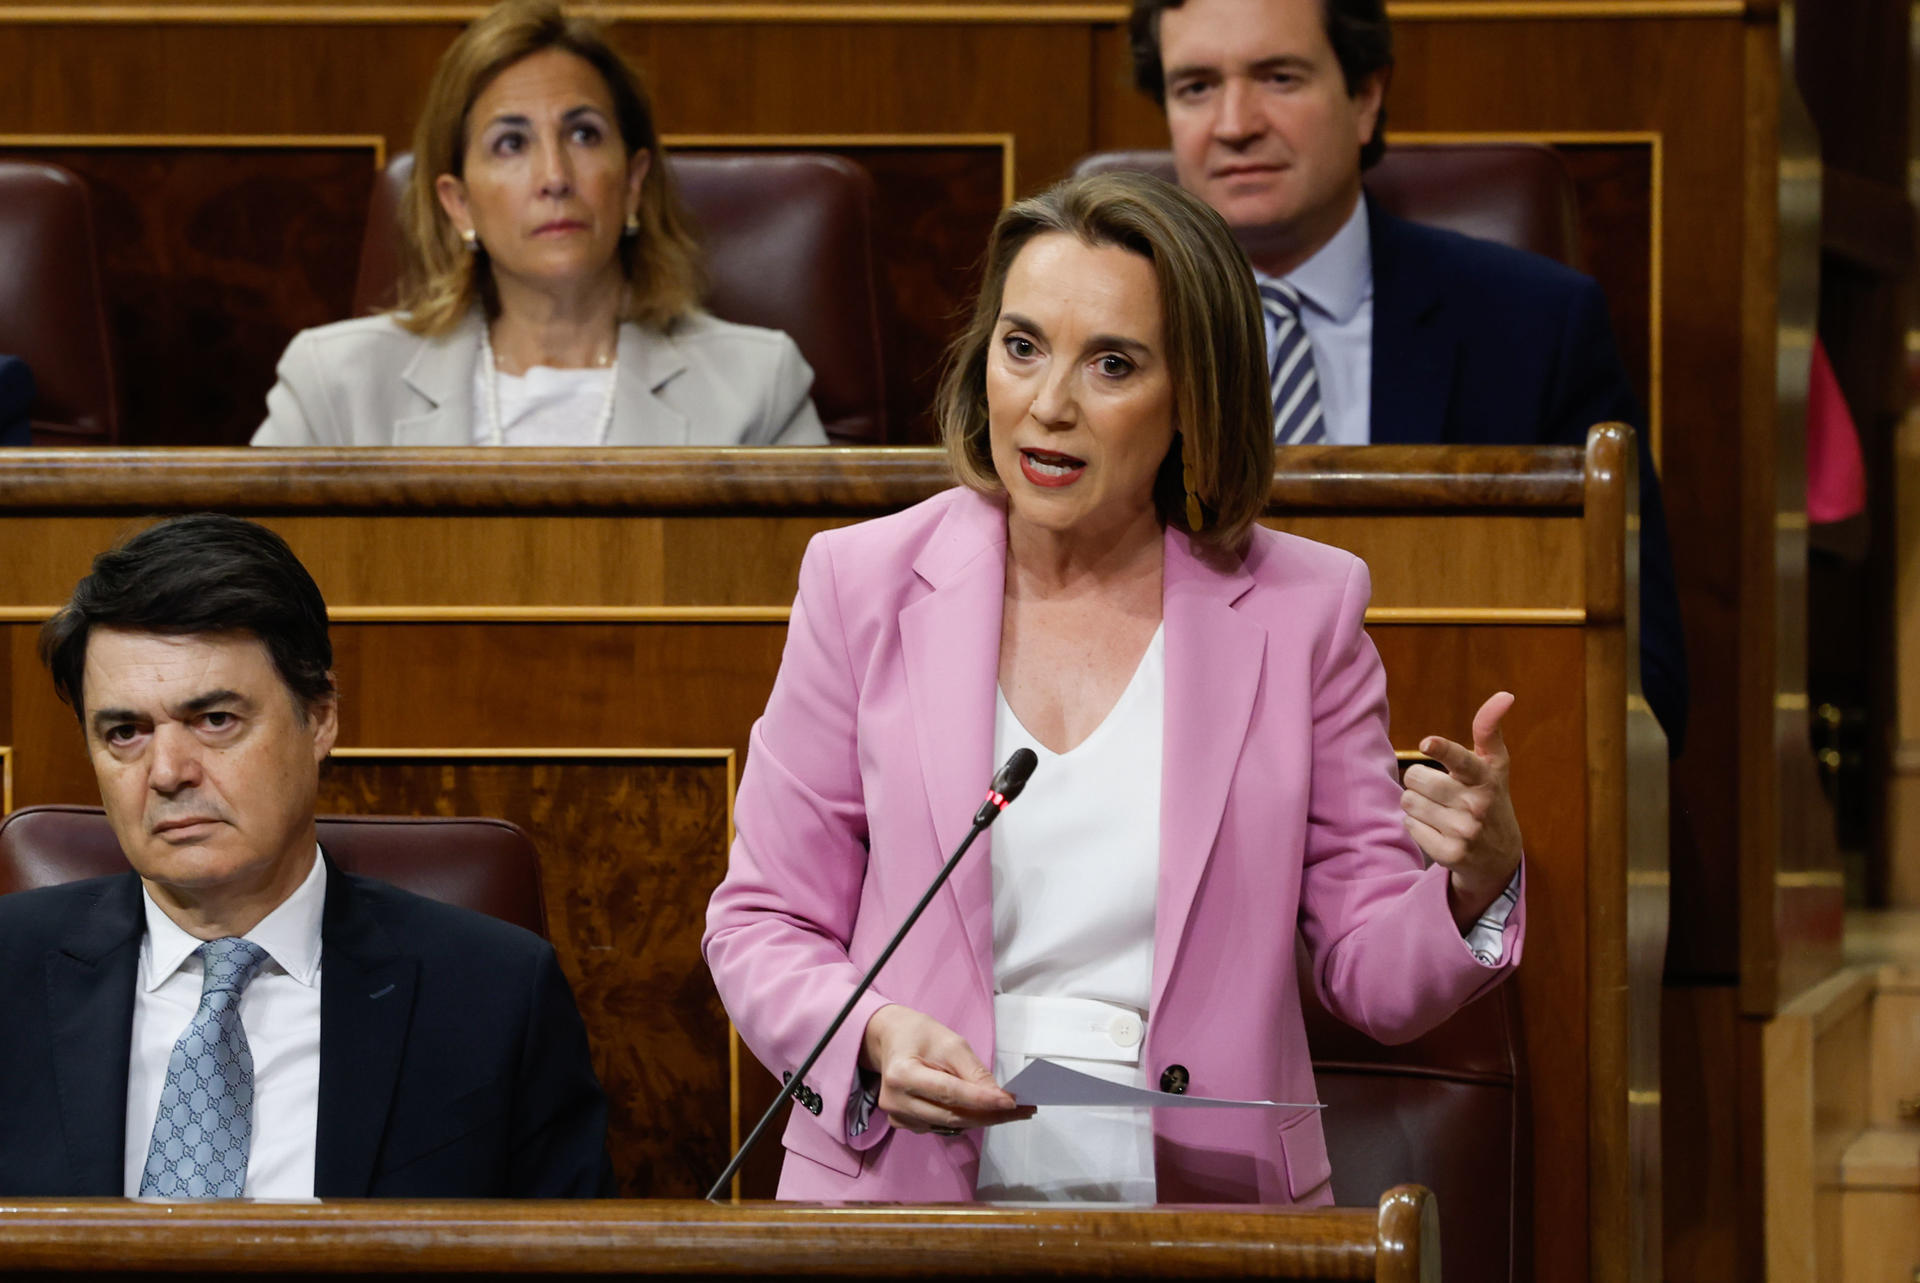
xmin=1152 ymin=530 xmax=1265 ymax=1013
xmin=313 ymin=861 xmax=419 ymax=1196
xmin=897 ymin=490 xmax=1007 ymax=1003
xmin=44 ymin=875 xmax=144 ymax=1193
xmin=1367 ymin=207 xmax=1455 ymax=445
xmin=605 ymin=323 xmax=690 ymax=446
xmin=392 ymin=311 xmax=483 ymax=445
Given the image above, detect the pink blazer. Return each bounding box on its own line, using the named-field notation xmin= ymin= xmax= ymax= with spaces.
xmin=704 ymin=487 xmax=1524 ymax=1204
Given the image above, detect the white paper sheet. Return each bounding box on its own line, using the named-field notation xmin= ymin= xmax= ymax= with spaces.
xmin=1003 ymin=1057 xmax=1325 ymax=1110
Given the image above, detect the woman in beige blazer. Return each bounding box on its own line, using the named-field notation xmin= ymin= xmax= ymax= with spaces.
xmin=254 ymin=0 xmax=825 ymax=449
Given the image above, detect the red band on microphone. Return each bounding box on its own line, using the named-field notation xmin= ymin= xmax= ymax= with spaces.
xmin=985 ymin=789 xmax=1008 ymax=811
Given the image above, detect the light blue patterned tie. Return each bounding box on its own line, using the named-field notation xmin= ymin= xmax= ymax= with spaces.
xmin=139 ymin=938 xmax=270 ymax=1198
xmin=1260 ymin=280 xmax=1326 ymax=445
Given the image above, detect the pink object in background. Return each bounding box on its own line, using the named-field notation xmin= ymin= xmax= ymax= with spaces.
xmin=1807 ymin=336 xmax=1866 ymax=524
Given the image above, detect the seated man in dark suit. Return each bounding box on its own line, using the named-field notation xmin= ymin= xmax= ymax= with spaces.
xmin=1129 ymin=0 xmax=1688 ymax=751
xmin=0 ymin=514 xmax=615 ymax=1197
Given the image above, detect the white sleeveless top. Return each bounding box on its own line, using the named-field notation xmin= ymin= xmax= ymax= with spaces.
xmin=977 ymin=625 xmax=1164 ymax=1202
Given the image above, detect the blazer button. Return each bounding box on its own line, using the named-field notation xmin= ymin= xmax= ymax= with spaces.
xmin=1159 ymin=1064 xmax=1189 ymax=1095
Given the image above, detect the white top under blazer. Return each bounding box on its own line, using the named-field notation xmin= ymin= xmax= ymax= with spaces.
xmin=977 ymin=626 xmax=1165 ymax=1203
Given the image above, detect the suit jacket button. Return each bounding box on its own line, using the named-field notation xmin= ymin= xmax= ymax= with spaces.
xmin=1159 ymin=1064 xmax=1189 ymax=1095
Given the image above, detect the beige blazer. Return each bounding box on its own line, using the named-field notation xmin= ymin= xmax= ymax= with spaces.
xmin=252 ymin=309 xmax=827 ymax=447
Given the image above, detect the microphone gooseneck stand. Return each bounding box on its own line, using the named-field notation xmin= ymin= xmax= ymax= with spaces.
xmin=705 ymin=748 xmax=1040 ymax=1201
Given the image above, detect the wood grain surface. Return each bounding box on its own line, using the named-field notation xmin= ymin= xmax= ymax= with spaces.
xmin=318 ymin=756 xmax=736 ymax=1197
xmin=0 ymin=1190 xmax=1437 ymax=1279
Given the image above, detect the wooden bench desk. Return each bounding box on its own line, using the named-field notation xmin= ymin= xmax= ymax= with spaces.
xmin=0 ymin=430 xmax=1662 ymax=1283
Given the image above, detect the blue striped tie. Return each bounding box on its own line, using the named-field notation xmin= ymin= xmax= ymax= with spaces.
xmin=139 ymin=938 xmax=270 ymax=1198
xmin=1260 ymin=280 xmax=1325 ymax=446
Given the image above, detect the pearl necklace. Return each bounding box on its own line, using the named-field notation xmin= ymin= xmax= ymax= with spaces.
xmin=480 ymin=324 xmax=620 ymax=448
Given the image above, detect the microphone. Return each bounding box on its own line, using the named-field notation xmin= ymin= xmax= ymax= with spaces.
xmin=705 ymin=747 xmax=1039 ymax=1201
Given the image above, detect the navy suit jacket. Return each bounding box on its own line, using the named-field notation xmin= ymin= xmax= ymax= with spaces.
xmin=0 ymin=861 xmax=615 ymax=1196
xmin=1367 ymin=206 xmax=1688 ymax=751
xmin=0 ymin=355 xmax=33 ymax=445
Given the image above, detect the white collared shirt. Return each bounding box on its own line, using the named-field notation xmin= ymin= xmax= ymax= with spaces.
xmin=1255 ymin=193 xmax=1375 ymax=446
xmin=123 ymin=848 xmax=325 ymax=1198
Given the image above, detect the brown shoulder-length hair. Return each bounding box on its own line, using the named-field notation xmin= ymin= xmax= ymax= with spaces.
xmin=935 ymin=171 xmax=1274 ymax=553
xmin=395 ymin=0 xmax=703 ymax=336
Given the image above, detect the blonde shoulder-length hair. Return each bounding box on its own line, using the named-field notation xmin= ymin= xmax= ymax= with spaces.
xmin=394 ymin=0 xmax=703 ymax=336
xmin=934 ymin=171 xmax=1275 ymax=553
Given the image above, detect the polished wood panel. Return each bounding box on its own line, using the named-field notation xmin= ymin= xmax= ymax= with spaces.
xmin=1558 ymin=142 xmax=1655 ymax=421
xmin=318 ymin=754 xmax=735 ymax=1197
xmin=0 ymin=141 xmax=377 ymax=446
xmin=1662 ymin=985 xmax=1762 ymax=1283
xmin=1763 ymin=965 xmax=1876 ymax=1283
xmin=0 ymin=445 xmax=1587 ymax=511
xmin=1868 ymin=983 xmax=1920 ymax=1125
xmin=0 ymin=1190 xmax=1437 ymax=1281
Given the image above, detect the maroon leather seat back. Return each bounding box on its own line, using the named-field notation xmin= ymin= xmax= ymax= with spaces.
xmin=0 ymin=805 xmax=546 ymax=937
xmin=1072 ymin=141 xmax=1582 ymax=268
xmin=1303 ymin=975 xmax=1529 ymax=1283
xmin=352 ymin=151 xmax=887 ymax=443
xmin=0 ymin=162 xmax=119 ymax=444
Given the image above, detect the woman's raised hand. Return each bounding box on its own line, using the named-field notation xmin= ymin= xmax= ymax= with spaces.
xmin=1400 ymin=691 xmax=1525 ymax=928
xmin=860 ymin=1004 xmax=1036 ymax=1135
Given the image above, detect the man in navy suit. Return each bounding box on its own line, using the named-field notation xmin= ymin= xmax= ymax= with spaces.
xmin=1129 ymin=0 xmax=1687 ymax=750
xmin=0 ymin=514 xmax=614 ymax=1197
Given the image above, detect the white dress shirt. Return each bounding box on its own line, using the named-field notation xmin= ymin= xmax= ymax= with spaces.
xmin=1256 ymin=193 xmax=1375 ymax=446
xmin=124 ymin=849 xmax=325 ymax=1198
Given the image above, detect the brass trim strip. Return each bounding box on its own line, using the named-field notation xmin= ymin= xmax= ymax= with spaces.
xmin=0 ymin=1 xmax=1754 ymax=22
xmin=1365 ymin=607 xmax=1586 ymax=624
xmin=1775 ymin=692 xmax=1811 ymax=712
xmin=329 ymin=746 xmax=735 ymax=759
xmin=1775 ymin=870 xmax=1846 ymax=889
xmin=328 ymin=606 xmax=795 ymax=622
xmin=728 ymin=1028 xmax=743 ymax=1202
xmin=1 ymin=747 xmax=12 ymax=816
xmin=0 ymin=133 xmax=387 ymax=167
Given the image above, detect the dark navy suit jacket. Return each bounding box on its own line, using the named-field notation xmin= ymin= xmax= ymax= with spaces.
xmin=0 ymin=355 xmax=33 ymax=445
xmin=0 ymin=861 xmax=616 ymax=1196
xmin=1367 ymin=205 xmax=1688 ymax=752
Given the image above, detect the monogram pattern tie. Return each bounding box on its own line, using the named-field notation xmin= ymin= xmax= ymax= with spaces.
xmin=1260 ymin=280 xmax=1326 ymax=445
xmin=139 ymin=938 xmax=271 ymax=1198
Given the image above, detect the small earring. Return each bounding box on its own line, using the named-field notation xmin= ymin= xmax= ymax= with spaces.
xmin=460 ymin=228 xmax=478 ymax=252
xmin=1182 ymin=434 xmax=1205 ymax=531
xmin=623 ymin=213 xmax=641 ymax=236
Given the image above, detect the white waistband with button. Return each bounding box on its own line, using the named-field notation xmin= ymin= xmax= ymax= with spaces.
xmin=992 ymin=992 xmax=1147 ymax=1067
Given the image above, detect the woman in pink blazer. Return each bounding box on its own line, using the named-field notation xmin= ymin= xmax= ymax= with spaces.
xmin=704 ymin=172 xmax=1525 ymax=1205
